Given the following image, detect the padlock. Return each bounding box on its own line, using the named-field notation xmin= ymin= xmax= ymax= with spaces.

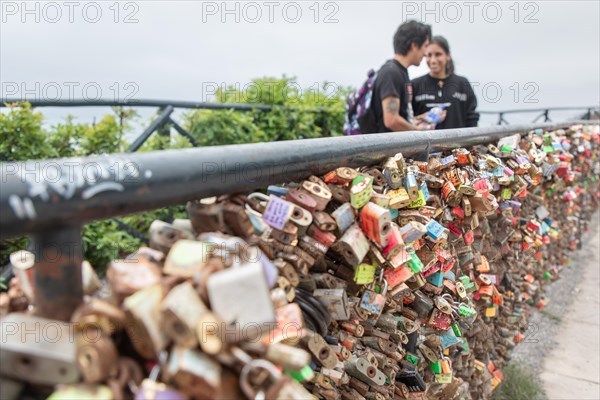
xmin=270 ymin=222 xmax=299 ymax=246
xmin=106 ymin=254 xmax=162 ymax=302
xmin=75 ymin=327 xmax=119 ymax=384
xmin=70 ymin=298 xmax=127 ymax=336
xmin=433 ymin=296 xmax=453 ymax=314
xmin=263 ymin=343 xmax=311 ymax=372
xmin=207 ymin=261 xmax=276 ymax=341
xmin=383 ymin=157 xmax=403 ymax=189
xmin=350 ymin=175 xmax=374 ymax=209
xmin=440 ymin=154 xmax=457 ymax=169
xmin=360 ymin=202 xmax=392 ymax=247
xmin=223 ymin=202 xmax=255 ymax=238
xmin=408 ymin=290 xmax=433 ymax=318
xmin=324 ymin=167 xmax=358 ymax=184
xmin=331 ymin=203 xmax=356 ymax=235
xmin=167 ymin=346 xmax=222 ymax=398
xmin=148 ymin=220 xmax=194 ymax=253
xmin=313 ymin=211 xmax=337 ymax=232
xmin=163 ymin=239 xmax=212 ymax=278
xmin=308 ymin=224 xmax=337 ymax=248
xmin=313 ymin=288 xmax=350 ymax=320
xmin=399 ymin=221 xmax=427 ymax=244
xmin=161 ymin=281 xmax=208 ymax=347
xmin=333 ymin=224 xmax=370 ymax=267
xmin=288 ymin=205 xmax=313 ymax=235
xmin=382 ymin=223 xmax=404 ymax=259
xmin=416 ymin=171 xmax=444 ymax=189
xmin=187 ymin=197 xmax=225 ymax=234
xmin=274 ymin=258 xmax=301 ymax=287
xmin=359 ymin=276 xmax=388 ymax=316
xmin=396 ymin=370 xmax=426 ymax=393
xmin=434 ymin=357 xmax=453 ymax=384
xmin=387 ymin=188 xmax=411 ymax=209
xmin=302 ymin=330 xmax=338 ymax=368
xmin=302 ymin=180 xmax=332 ymax=211
xmin=441 ymin=180 xmax=463 ymax=207
xmin=344 ymin=357 xmax=387 ymax=387
xmin=0 ymin=313 xmax=80 ymax=385
xmin=123 ymin=284 xmax=169 ymax=360
xmin=370 ymin=191 xmax=391 ymax=209
xmin=312 ymin=273 xmax=342 ymax=289
xmin=285 ymin=189 xmax=318 ymax=214
xmin=171 ymin=218 xmax=193 ymax=235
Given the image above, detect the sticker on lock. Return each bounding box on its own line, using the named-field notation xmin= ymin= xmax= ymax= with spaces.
xmin=262 ymin=195 xmax=294 ymax=230
xmin=359 ymin=279 xmax=388 ymax=315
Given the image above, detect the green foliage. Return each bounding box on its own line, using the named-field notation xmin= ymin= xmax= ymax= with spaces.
xmin=83 ymin=220 xmax=142 ymax=276
xmin=0 ymin=102 xmax=55 ymax=161
xmin=185 ymin=76 xmax=347 ymax=145
xmin=1 ymin=76 xmax=349 ymax=271
xmin=492 ymin=363 xmax=543 ymax=400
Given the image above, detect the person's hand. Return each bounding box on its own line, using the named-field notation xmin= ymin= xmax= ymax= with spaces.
xmin=439 ymin=110 xmax=447 ymax=123
xmin=415 ymin=112 xmax=428 ymax=122
xmin=416 ymin=122 xmax=434 ymax=131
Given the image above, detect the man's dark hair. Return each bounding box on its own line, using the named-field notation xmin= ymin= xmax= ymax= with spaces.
xmin=393 ymin=20 xmax=432 ymax=55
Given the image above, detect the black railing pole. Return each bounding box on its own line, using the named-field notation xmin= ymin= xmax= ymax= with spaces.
xmin=168 ymin=118 xmax=198 ymax=147
xmin=127 ymin=105 xmax=174 ymax=152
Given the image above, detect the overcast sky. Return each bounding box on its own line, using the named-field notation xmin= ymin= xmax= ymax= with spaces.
xmin=1 ymin=0 xmax=599 ymax=132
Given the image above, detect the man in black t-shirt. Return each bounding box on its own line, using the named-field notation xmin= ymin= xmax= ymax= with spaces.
xmin=362 ymin=21 xmax=432 ymax=134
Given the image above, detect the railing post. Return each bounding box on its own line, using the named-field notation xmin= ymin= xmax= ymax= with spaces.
xmin=544 ymin=109 xmax=551 ymax=122
xmin=127 ymin=105 xmax=174 ymax=152
xmin=30 ymin=226 xmax=83 ymax=321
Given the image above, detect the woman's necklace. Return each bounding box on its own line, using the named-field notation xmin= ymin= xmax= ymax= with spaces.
xmin=437 ymin=79 xmax=444 ymax=97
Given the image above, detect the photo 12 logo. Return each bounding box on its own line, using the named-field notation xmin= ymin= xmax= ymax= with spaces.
xmin=472 ymin=81 xmax=540 ymax=104
xmin=200 ymin=1 xmax=340 ymax=23
xmin=1 ymin=81 xmax=139 ymax=102
xmin=1 ymin=1 xmax=140 ymax=24
xmin=401 ymin=1 xmax=540 ymax=24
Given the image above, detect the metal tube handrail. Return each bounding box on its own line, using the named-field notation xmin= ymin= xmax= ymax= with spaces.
xmin=1 ymin=98 xmax=597 ymax=114
xmin=0 ymin=98 xmax=301 ymax=111
xmin=2 ymin=121 xmax=596 ymax=240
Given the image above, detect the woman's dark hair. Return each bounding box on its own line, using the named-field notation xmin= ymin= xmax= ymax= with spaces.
xmin=393 ymin=20 xmax=432 ymax=56
xmin=430 ymin=35 xmax=454 ymax=75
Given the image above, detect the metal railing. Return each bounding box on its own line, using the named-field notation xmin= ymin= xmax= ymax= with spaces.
xmin=480 ymin=106 xmax=599 ymax=125
xmin=2 ymin=120 xmax=599 ymax=321
xmin=2 ymin=99 xmax=597 ymax=152
xmin=0 ymin=98 xmax=326 ymax=152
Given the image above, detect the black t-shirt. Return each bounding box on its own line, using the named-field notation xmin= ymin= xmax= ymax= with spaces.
xmin=361 ymin=59 xmax=413 ymax=134
xmin=411 ymin=73 xmax=479 ymax=129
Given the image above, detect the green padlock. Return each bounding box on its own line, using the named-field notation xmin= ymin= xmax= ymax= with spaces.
xmin=430 ymin=361 xmax=442 ymax=374
xmin=407 ymin=252 xmax=424 ymax=273
xmin=458 ymin=303 xmax=476 ymax=318
xmin=406 ymin=353 xmax=420 ymax=365
xmin=451 ymin=322 xmax=463 ymax=337
xmin=287 ymin=365 xmax=314 ymax=382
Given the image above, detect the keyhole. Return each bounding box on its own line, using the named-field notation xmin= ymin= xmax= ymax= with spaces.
xmin=319 ymin=347 xmax=330 ymax=360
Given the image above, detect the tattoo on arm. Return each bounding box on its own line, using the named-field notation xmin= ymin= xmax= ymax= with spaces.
xmin=385 ymin=98 xmax=399 ymax=114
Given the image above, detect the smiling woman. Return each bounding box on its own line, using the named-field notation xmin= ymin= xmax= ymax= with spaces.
xmin=411 ymin=35 xmax=480 ymax=130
